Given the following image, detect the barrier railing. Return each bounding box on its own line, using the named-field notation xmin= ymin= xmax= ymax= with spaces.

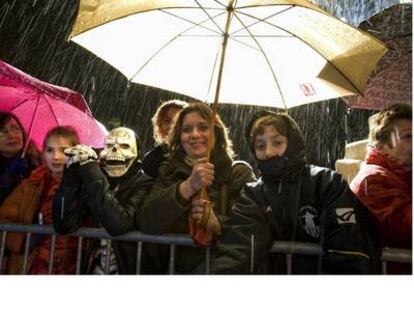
xmin=0 ymin=223 xmax=411 ymax=274
xmin=0 ymin=223 xmax=208 ymax=275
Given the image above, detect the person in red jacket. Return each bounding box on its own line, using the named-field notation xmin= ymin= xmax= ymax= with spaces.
xmin=350 ymin=104 xmax=411 ymax=273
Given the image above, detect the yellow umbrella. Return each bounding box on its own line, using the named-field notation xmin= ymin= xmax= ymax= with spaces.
xmin=70 ymin=0 xmax=387 ymax=109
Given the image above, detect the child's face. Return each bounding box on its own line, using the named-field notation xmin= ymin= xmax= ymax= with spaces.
xmin=254 ymin=125 xmax=288 ymax=160
xmin=44 ymin=136 xmax=72 ymax=177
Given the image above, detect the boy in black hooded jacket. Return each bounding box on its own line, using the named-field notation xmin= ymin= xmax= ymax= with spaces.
xmin=211 ymin=111 xmax=379 ymax=274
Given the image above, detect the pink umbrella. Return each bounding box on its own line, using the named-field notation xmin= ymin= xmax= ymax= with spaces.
xmin=0 ymin=59 xmax=108 ymax=149
xmin=344 ymin=3 xmax=412 ymax=110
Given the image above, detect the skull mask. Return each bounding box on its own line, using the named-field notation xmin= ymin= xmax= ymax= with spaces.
xmin=100 ymin=127 xmax=138 ymax=177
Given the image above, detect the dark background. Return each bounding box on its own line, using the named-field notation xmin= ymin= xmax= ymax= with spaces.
xmin=1 ymin=0 xmax=394 ymax=168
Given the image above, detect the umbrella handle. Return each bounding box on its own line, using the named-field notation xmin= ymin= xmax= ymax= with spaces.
xmin=197 ymin=2 xmax=234 ymax=228
xmin=197 ymin=108 xmax=218 ymax=228
xmin=198 ymin=188 xmax=212 ymax=228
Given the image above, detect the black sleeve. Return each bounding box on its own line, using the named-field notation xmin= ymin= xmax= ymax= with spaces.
xmin=53 ymin=164 xmax=88 ymax=234
xmin=139 ymin=177 xmax=189 ymax=234
xmin=211 ymin=187 xmax=273 ymax=274
xmin=78 ymin=162 xmax=153 ymax=236
xmin=317 ymin=169 xmax=380 ymax=274
xmin=215 ymin=161 xmax=257 ymax=226
xmin=141 ymin=144 xmax=168 ymax=178
xmin=0 ymin=165 xmax=22 ymax=206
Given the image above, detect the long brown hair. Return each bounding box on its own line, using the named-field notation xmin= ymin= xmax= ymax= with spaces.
xmin=167 ymin=102 xmax=234 ymax=160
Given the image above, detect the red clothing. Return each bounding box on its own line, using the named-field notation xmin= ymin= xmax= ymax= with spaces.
xmin=28 ymin=167 xmax=78 ymax=274
xmin=0 ymin=165 xmax=77 ymax=274
xmin=350 ymin=148 xmax=412 ymax=249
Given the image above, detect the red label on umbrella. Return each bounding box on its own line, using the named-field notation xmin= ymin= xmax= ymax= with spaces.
xmin=300 ymin=83 xmax=316 ymax=96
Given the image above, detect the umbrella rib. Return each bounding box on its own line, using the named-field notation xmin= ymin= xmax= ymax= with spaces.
xmin=178 ymin=33 xmax=261 ymax=52
xmin=228 ymin=36 xmax=261 ymax=52
xmin=230 ymin=6 xmax=294 ymax=36
xmin=128 ymin=11 xmax=223 ymax=81
xmin=180 ymin=34 xmax=291 ymax=38
xmin=193 ymin=0 xmax=224 ymax=34
xmin=232 ymin=34 xmax=292 ymax=37
xmin=160 ymin=9 xmax=224 ymax=36
xmin=232 ymin=12 xmax=288 ymax=110
xmin=235 ymin=9 xmax=302 ymax=39
xmin=179 ymin=34 xmax=222 ymax=37
xmin=9 ymin=98 xmax=32 ymax=112
xmin=43 ymin=94 xmax=60 ymax=125
xmin=129 ymin=11 xmax=226 ymax=81
xmin=204 ymin=40 xmax=221 ymax=104
xmin=23 ymin=94 xmax=41 ymax=155
xmin=212 ymin=0 xmax=227 ymax=9
xmin=236 ymin=9 xmax=364 ymax=95
xmin=128 ymin=26 xmax=205 ymax=81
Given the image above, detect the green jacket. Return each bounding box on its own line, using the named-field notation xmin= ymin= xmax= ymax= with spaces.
xmin=140 ymin=152 xmax=255 ymax=273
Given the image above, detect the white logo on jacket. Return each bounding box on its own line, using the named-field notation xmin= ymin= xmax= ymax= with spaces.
xmin=335 ymin=207 xmax=356 ymax=224
xmin=298 ymin=205 xmax=320 ymax=238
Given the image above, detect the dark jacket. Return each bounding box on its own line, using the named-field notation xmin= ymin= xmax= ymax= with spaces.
xmin=0 ymin=154 xmax=38 ymax=205
xmin=53 ymin=160 xmax=154 ymax=274
xmin=140 ymin=151 xmax=256 ymax=274
xmin=212 ymin=166 xmax=380 ymax=274
xmin=211 ymin=111 xmax=379 ymax=274
xmin=141 ymin=143 xmax=169 ymax=178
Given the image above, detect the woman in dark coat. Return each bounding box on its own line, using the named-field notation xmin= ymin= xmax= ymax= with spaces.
xmin=0 ymin=112 xmax=41 ymax=205
xmin=140 ymin=102 xmax=256 ymax=273
xmin=211 ymin=111 xmax=379 ymax=274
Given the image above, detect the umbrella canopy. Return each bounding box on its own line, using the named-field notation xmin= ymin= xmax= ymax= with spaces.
xmin=69 ymin=0 xmax=388 ymax=109
xmin=344 ymin=3 xmax=412 ymax=110
xmin=0 ymin=59 xmax=108 ymax=149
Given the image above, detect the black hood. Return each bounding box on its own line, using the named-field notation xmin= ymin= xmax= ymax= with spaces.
xmin=245 ymin=110 xmax=307 ymax=181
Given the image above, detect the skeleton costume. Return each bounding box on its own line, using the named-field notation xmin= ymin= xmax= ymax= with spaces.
xmin=211 ymin=111 xmax=380 ymax=274
xmin=53 ymin=127 xmax=154 ymax=274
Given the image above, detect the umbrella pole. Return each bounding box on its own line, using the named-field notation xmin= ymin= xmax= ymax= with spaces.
xmin=199 ymin=1 xmax=234 ymax=228
xmin=22 ymin=95 xmax=41 ymax=157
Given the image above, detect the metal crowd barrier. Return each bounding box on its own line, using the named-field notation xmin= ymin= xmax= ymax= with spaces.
xmin=0 ymin=223 xmax=412 ymax=275
xmin=269 ymin=241 xmax=412 ymax=274
xmin=0 ymin=223 xmax=210 ymax=275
